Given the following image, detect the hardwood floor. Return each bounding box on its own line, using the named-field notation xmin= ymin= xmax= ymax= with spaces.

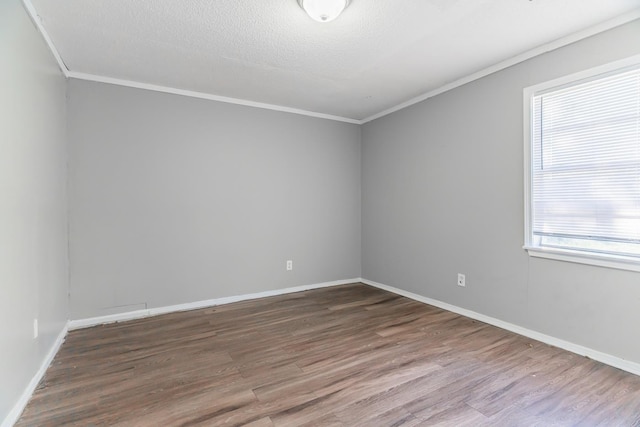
xmin=17 ymin=283 xmax=640 ymax=426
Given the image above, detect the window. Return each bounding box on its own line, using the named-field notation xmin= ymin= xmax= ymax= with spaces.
xmin=524 ymin=56 xmax=640 ymax=272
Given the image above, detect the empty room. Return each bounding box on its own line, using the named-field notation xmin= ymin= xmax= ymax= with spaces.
xmin=2 ymin=0 xmax=640 ymax=425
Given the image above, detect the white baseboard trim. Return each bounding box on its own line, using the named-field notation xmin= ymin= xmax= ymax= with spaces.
xmin=10 ymin=278 xmax=636 ymax=427
xmin=68 ymin=278 xmax=361 ymax=330
xmin=2 ymin=322 xmax=69 ymax=427
xmin=4 ymin=279 xmax=359 ymax=425
xmin=361 ymin=278 xmax=640 ymax=377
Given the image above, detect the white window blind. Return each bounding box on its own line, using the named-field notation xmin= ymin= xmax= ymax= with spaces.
xmin=531 ymin=65 xmax=640 ymax=258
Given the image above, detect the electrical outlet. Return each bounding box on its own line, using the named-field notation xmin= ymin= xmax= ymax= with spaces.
xmin=33 ymin=318 xmax=38 ymax=339
xmin=457 ymin=273 xmax=466 ymax=287
xmin=286 ymin=260 xmax=293 ymax=271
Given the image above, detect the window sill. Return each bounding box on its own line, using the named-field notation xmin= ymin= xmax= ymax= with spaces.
xmin=523 ymin=246 xmax=640 ymax=273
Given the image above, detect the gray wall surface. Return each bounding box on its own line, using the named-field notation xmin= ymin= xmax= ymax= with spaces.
xmin=4 ymin=7 xmax=639 ymax=422
xmin=0 ymin=0 xmax=69 ymax=422
xmin=362 ymin=20 xmax=640 ymax=364
xmin=67 ymin=80 xmax=361 ymax=320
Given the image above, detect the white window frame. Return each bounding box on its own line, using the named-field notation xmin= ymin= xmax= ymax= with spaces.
xmin=523 ymin=54 xmax=640 ymax=273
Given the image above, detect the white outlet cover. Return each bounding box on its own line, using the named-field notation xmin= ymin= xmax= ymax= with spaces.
xmin=33 ymin=318 xmax=39 ymax=339
xmin=457 ymin=274 xmax=466 ymax=287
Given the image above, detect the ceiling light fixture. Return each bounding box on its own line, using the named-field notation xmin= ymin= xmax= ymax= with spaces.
xmin=298 ymin=0 xmax=350 ymax=23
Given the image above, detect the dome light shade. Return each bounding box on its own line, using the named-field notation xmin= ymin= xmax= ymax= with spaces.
xmin=298 ymin=0 xmax=350 ymax=23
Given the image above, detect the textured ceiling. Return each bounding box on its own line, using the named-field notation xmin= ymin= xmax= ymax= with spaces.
xmin=29 ymin=0 xmax=640 ymax=122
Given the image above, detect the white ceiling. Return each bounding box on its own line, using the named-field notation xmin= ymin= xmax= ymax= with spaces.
xmin=29 ymin=0 xmax=640 ymax=122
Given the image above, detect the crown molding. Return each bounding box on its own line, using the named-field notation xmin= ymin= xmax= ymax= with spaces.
xmin=22 ymin=0 xmax=640 ymax=126
xmin=361 ymin=8 xmax=640 ymax=124
xmin=66 ymin=71 xmax=361 ymax=124
xmin=21 ymin=0 xmax=69 ymax=77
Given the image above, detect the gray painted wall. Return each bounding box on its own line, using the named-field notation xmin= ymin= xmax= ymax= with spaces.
xmin=67 ymin=80 xmax=361 ymax=320
xmin=0 ymin=0 xmax=69 ymax=422
xmin=362 ymin=20 xmax=640 ymax=364
xmin=4 ymin=6 xmax=639 ymax=422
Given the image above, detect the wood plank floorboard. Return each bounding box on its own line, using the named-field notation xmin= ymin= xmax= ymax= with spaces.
xmin=16 ymin=283 xmax=640 ymax=426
